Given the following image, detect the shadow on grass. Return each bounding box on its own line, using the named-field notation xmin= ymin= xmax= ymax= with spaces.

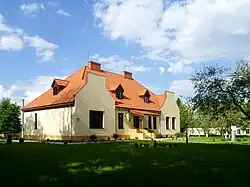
xmin=1 ymin=142 xmax=250 ymax=187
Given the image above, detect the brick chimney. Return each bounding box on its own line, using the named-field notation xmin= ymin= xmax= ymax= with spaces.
xmin=88 ymin=61 xmax=101 ymax=71
xmin=122 ymin=71 xmax=133 ymax=79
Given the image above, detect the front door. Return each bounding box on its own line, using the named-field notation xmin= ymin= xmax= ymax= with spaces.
xmin=134 ymin=116 xmax=140 ymax=129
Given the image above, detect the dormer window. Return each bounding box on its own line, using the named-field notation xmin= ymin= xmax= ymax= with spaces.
xmin=116 ymin=89 xmax=123 ymax=99
xmin=138 ymin=89 xmax=151 ymax=103
xmin=51 ymin=78 xmax=69 ymax=96
xmin=109 ymin=84 xmax=124 ymax=100
xmin=53 ymin=86 xmax=58 ymax=95
xmin=144 ymin=96 xmax=149 ymax=103
xmin=115 ymin=85 xmax=124 ymax=100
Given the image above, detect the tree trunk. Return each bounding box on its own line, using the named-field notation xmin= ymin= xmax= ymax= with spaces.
xmin=185 ymin=129 xmax=189 ymax=143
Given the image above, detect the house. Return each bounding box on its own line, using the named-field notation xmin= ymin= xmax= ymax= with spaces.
xmin=22 ymin=61 xmax=180 ymax=140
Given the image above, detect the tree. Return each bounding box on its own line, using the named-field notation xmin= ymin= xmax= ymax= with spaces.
xmin=195 ymin=111 xmax=217 ymax=137
xmin=191 ymin=61 xmax=250 ymax=120
xmin=177 ymin=98 xmax=197 ymax=132
xmin=0 ymin=98 xmax=21 ymax=133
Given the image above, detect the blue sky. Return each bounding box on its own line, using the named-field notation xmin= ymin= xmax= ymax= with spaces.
xmin=0 ymin=0 xmax=250 ymax=105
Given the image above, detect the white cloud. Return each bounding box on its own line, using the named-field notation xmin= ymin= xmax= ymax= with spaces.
xmin=24 ymin=35 xmax=58 ymax=62
xmin=0 ymin=85 xmax=13 ymax=99
xmin=169 ymin=80 xmax=194 ymax=97
xmin=24 ymin=35 xmax=57 ymax=49
xmin=0 ymin=14 xmax=58 ymax=62
xmin=20 ymin=3 xmax=45 ymax=15
xmin=63 ymin=58 xmax=70 ymax=61
xmin=0 ymin=14 xmax=23 ymax=34
xmin=142 ymin=84 xmax=163 ymax=94
xmin=57 ymin=9 xmax=71 ymax=17
xmin=94 ymin=0 xmax=250 ymax=72
xmin=89 ymin=54 xmax=150 ymax=72
xmin=0 ymin=75 xmax=65 ymax=105
xmin=47 ymin=2 xmax=60 ymax=7
xmin=159 ymin=66 xmax=166 ymax=75
xmin=168 ymin=61 xmax=193 ymax=73
xmin=0 ymin=35 xmax=23 ymax=51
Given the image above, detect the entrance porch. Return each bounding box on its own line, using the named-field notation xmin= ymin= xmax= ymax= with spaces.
xmin=129 ymin=109 xmax=160 ymax=139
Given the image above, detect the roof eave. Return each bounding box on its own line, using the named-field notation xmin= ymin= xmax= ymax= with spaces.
xmin=22 ymin=100 xmax=75 ymax=112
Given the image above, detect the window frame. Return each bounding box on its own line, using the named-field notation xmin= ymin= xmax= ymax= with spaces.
xmin=144 ymin=96 xmax=149 ymax=103
xmin=166 ymin=116 xmax=170 ymax=129
xmin=34 ymin=113 xmax=38 ymax=130
xmin=116 ymin=90 xmax=123 ymax=99
xmin=118 ymin=113 xmax=124 ymax=129
xmin=115 ymin=86 xmax=124 ymax=100
xmin=89 ymin=110 xmax=104 ymax=129
xmin=53 ymin=86 xmax=58 ymax=95
xmin=172 ymin=117 xmax=176 ymax=130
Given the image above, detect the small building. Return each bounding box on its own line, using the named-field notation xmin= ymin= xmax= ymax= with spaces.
xmin=22 ymin=61 xmax=180 ymax=140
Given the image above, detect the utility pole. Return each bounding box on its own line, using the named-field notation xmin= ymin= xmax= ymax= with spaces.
xmin=21 ymin=99 xmax=24 ymax=139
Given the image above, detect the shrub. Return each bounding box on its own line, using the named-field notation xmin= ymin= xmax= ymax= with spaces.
xmin=131 ymin=142 xmax=139 ymax=149
xmin=243 ymin=138 xmax=248 ymax=142
xmin=236 ymin=138 xmax=242 ymax=142
xmin=90 ymin=134 xmax=97 ymax=142
xmin=19 ymin=138 xmax=24 ymax=143
xmin=221 ymin=138 xmax=226 ymax=141
xmin=113 ymin=133 xmax=119 ymax=140
xmin=174 ymin=133 xmax=182 ymax=139
xmin=212 ymin=138 xmax=215 ymax=142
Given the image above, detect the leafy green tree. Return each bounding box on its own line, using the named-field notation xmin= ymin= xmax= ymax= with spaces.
xmin=177 ymin=98 xmax=195 ymax=132
xmin=191 ymin=61 xmax=250 ymax=120
xmin=0 ymin=98 xmax=21 ymax=133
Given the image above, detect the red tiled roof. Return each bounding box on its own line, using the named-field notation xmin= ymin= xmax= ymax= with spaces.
xmin=22 ymin=62 xmax=168 ymax=112
xmin=156 ymin=92 xmax=166 ymax=108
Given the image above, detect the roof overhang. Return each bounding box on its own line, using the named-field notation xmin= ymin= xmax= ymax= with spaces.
xmin=129 ymin=109 xmax=160 ymax=116
xmin=22 ymin=101 xmax=74 ymax=112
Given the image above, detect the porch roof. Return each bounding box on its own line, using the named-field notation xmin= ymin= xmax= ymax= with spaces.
xmin=129 ymin=109 xmax=160 ymax=116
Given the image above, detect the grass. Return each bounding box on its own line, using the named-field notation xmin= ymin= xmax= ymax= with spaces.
xmin=1 ymin=142 xmax=250 ymax=187
xmin=167 ymin=136 xmax=250 ymax=144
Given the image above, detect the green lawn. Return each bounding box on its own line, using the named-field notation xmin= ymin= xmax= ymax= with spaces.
xmin=1 ymin=142 xmax=250 ymax=187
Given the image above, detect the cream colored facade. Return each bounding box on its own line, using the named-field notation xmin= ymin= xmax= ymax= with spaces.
xmin=24 ymin=106 xmax=74 ymax=140
xmin=23 ymin=73 xmax=180 ymax=140
xmin=159 ymin=91 xmax=180 ymax=136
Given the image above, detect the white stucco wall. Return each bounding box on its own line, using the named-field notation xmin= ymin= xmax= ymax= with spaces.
xmin=24 ymin=106 xmax=75 ymax=139
xmin=73 ymin=73 xmax=115 ymax=137
xmin=160 ymin=91 xmax=180 ymax=136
